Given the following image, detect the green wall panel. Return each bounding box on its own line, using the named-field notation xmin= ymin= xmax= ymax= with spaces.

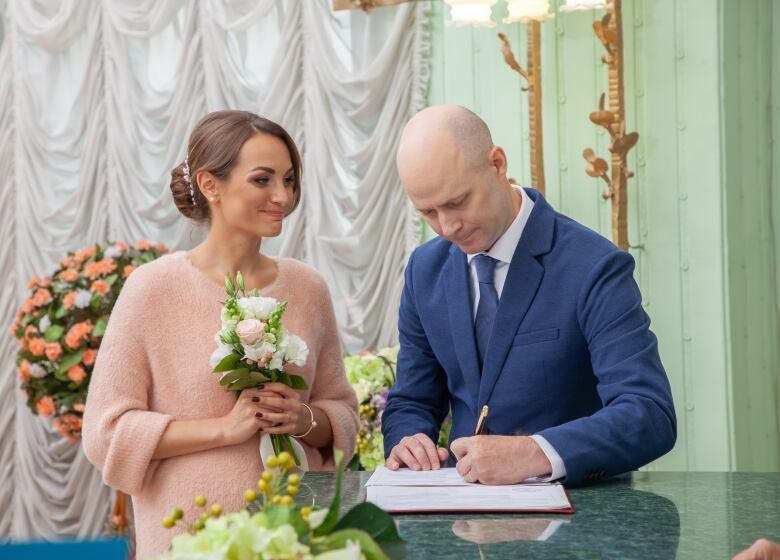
xmin=426 ymin=0 xmax=779 ymax=471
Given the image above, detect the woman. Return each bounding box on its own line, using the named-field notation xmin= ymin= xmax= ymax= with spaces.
xmin=82 ymin=111 xmax=359 ymax=557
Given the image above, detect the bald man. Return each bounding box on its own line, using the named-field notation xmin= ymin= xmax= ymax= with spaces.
xmin=381 ymin=105 xmax=676 ymax=485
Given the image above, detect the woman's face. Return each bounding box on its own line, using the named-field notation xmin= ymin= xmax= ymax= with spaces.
xmin=210 ymin=133 xmax=295 ymax=239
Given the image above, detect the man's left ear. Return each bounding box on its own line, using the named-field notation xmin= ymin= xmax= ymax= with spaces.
xmin=489 ymin=146 xmax=508 ymax=176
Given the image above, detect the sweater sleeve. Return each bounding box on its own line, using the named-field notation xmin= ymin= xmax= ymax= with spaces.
xmin=305 ymin=279 xmax=359 ymax=467
xmin=81 ymin=268 xmax=174 ymax=495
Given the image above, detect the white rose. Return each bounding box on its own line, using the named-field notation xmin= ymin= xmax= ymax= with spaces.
xmin=244 ymin=341 xmax=276 ymax=363
xmin=308 ymin=509 xmax=329 ymax=531
xmin=103 ymin=246 xmax=122 ymax=259
xmin=74 ymin=289 xmax=92 ymax=309
xmin=209 ymin=344 xmax=235 ymax=369
xmin=237 ymin=296 xmax=279 ymax=320
xmin=268 ymin=352 xmax=284 ymax=371
xmin=284 ymin=334 xmax=309 ymax=367
xmin=29 ymin=364 xmax=48 ymax=378
xmin=352 ymin=379 xmax=371 ymax=403
xmin=235 ymin=319 xmax=265 ymax=346
xmin=313 ymin=540 xmax=363 ymax=560
xmin=38 ymin=315 xmax=51 ymax=333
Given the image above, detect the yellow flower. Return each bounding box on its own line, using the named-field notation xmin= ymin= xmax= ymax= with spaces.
xmin=162 ymin=516 xmax=175 ymax=529
xmin=195 ymin=495 xmax=207 ymax=507
xmin=277 ymin=452 xmax=293 ymax=470
xmin=210 ymin=504 xmax=222 ymax=517
xmin=244 ymin=489 xmax=257 ymax=502
xmin=287 ymin=474 xmax=300 ymax=485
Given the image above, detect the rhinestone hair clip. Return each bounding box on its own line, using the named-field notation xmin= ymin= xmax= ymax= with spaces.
xmin=183 ymin=156 xmax=196 ymax=205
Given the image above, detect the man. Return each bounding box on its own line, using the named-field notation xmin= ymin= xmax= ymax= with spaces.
xmin=381 ymin=105 xmax=676 ymax=485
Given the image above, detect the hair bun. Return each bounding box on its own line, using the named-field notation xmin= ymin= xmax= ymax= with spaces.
xmin=170 ymin=161 xmax=209 ymax=222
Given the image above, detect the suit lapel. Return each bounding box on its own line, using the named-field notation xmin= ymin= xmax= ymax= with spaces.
xmin=477 ymin=247 xmax=544 ymax=406
xmin=477 ymin=188 xmax=554 ymax=407
xmin=444 ymin=247 xmax=481 ymax=414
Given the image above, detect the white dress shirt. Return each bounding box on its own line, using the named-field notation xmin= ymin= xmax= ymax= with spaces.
xmin=466 ymin=187 xmax=567 ymax=482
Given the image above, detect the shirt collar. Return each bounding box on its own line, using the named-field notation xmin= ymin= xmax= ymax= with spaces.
xmin=467 ymin=186 xmax=534 ymax=265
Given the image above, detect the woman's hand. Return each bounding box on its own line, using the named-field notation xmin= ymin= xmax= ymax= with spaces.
xmin=253 ymin=382 xmax=307 ymax=436
xmin=219 ymin=388 xmax=269 ymax=446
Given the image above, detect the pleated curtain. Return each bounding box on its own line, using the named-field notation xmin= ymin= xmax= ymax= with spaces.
xmin=0 ymin=0 xmax=430 ymax=539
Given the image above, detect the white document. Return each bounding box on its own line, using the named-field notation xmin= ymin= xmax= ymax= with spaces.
xmin=364 ymin=468 xmax=573 ymax=513
xmin=366 ymin=467 xmax=472 ymax=487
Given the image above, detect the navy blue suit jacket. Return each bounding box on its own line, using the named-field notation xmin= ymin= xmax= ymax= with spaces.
xmin=382 ymin=188 xmax=676 ymax=485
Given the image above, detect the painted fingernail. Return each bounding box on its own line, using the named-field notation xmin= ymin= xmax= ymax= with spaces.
xmin=251 ymin=396 xmax=260 ymax=403
xmin=255 ymin=412 xmax=263 ymax=418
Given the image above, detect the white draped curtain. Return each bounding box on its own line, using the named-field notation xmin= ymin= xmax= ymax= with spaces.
xmin=0 ymin=0 xmax=430 ymax=539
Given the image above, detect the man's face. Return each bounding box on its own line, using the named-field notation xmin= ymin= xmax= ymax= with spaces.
xmin=400 ymin=148 xmax=507 ymax=254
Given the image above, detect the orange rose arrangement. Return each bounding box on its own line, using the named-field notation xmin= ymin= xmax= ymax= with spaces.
xmin=11 ymin=240 xmax=167 ymax=441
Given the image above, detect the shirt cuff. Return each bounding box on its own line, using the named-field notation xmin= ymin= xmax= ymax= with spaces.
xmin=528 ymin=434 xmax=567 ymax=482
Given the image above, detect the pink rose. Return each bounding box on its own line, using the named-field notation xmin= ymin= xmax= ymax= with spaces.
xmin=235 ymin=319 xmax=265 ymax=346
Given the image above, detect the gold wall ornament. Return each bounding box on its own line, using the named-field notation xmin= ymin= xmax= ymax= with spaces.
xmin=574 ymin=0 xmax=637 ymax=250
xmin=332 ymin=0 xmax=411 ymax=11
xmin=498 ymin=22 xmax=546 ymax=194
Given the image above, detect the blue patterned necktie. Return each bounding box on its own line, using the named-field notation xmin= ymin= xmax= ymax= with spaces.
xmin=474 ymin=254 xmax=499 ymax=370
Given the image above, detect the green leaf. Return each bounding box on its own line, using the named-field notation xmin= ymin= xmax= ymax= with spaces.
xmin=105 ymin=273 xmax=119 ymax=286
xmin=218 ymin=368 xmax=248 ymax=386
xmin=287 ymin=375 xmax=308 ymax=390
xmin=313 ymin=529 xmax=391 ymax=560
xmin=249 ymin=371 xmax=271 ymax=384
xmin=236 ymin=270 xmax=245 ymax=293
xmin=277 ymin=372 xmax=292 ymax=386
xmin=54 ymin=306 xmax=68 ymax=319
xmin=263 ymin=505 xmax=309 ymax=539
xmin=334 ymin=502 xmax=401 ymax=543
xmin=58 ymin=350 xmax=85 ymax=375
xmin=92 ymin=317 xmax=109 ymax=337
xmin=314 ymin=449 xmax=344 ymax=537
xmin=214 ymin=353 xmax=241 ymax=372
xmin=43 ymin=325 xmax=64 ymax=343
xmin=227 ymin=377 xmax=258 ymax=391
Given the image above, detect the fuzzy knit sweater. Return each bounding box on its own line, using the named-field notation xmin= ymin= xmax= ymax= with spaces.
xmin=82 ymin=251 xmax=359 ymax=558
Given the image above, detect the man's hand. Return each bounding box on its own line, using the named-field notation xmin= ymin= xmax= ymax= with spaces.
xmin=733 ymin=539 xmax=780 ymax=560
xmin=451 ymin=435 xmax=552 ymax=484
xmin=386 ymin=433 xmax=449 ymax=471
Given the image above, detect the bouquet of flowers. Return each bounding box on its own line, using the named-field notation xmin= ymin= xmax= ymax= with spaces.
xmin=153 ymin=450 xmax=404 ymax=560
xmin=210 ymin=272 xmax=310 ymax=465
xmin=345 ymin=347 xmax=451 ymax=471
xmin=11 ymin=240 xmax=167 ymax=441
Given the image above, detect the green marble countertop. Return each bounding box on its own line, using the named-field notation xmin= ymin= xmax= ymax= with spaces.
xmin=300 ymin=471 xmax=780 ymax=559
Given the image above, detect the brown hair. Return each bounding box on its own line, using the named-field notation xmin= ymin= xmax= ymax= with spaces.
xmin=170 ymin=111 xmax=302 ymax=223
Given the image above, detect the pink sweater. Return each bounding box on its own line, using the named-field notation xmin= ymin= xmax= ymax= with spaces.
xmin=82 ymin=251 xmax=359 ymax=558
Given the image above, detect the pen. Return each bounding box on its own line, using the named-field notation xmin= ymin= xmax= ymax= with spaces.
xmin=474 ymin=405 xmax=489 ymax=435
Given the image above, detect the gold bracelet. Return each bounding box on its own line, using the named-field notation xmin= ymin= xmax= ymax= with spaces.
xmin=292 ymin=403 xmax=317 ymax=439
